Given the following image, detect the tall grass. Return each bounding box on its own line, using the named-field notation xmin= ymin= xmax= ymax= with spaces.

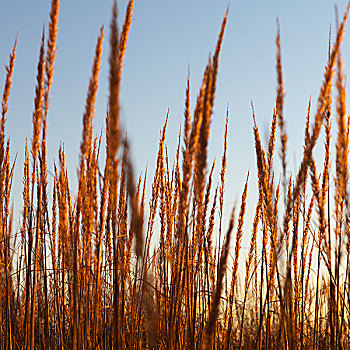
xmin=2 ymin=0 xmax=350 ymax=349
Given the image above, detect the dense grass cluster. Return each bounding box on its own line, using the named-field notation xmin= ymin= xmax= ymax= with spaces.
xmin=2 ymin=0 xmax=350 ymax=349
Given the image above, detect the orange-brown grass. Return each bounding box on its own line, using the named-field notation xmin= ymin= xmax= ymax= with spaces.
xmin=3 ymin=0 xmax=350 ymax=349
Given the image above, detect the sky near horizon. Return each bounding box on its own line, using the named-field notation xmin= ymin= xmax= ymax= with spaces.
xmin=1 ymin=0 xmax=350 ymax=249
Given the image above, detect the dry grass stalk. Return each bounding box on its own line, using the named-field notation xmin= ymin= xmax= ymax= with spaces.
xmin=31 ymin=30 xmax=45 ymax=164
xmin=267 ymin=110 xmax=277 ymax=175
xmin=43 ymin=0 xmax=59 ymax=119
xmin=225 ymin=173 xmax=249 ymax=348
xmin=275 ymin=22 xmax=287 ymax=198
xmin=119 ymin=0 xmax=134 ymax=70
xmin=203 ymin=206 xmax=235 ymax=350
xmin=219 ymin=109 xmax=228 ymax=246
xmin=0 ymin=38 xmax=17 ymax=169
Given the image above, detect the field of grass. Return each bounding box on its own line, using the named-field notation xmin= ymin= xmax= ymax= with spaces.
xmin=2 ymin=0 xmax=350 ymax=349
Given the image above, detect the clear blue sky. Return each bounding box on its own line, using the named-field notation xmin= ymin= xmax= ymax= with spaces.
xmin=1 ymin=0 xmax=349 ymax=247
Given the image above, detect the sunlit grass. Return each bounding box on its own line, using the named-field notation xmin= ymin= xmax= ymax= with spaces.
xmin=1 ymin=0 xmax=350 ymax=349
